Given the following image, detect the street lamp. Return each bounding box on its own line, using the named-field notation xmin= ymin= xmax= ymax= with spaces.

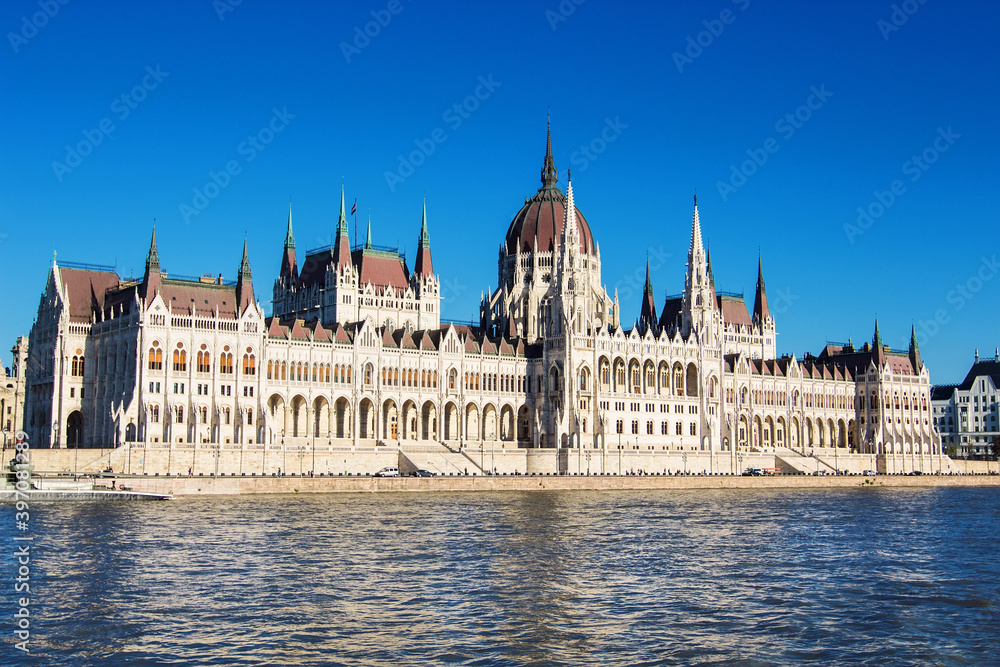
xmin=585 ymin=450 xmax=591 ymax=476
xmin=281 ymin=429 xmax=285 ymax=477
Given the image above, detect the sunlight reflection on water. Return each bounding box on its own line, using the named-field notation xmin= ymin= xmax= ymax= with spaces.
xmin=5 ymin=487 xmax=1000 ymax=665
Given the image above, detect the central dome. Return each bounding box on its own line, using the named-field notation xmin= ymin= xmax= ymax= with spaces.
xmin=504 ymin=126 xmax=595 ymax=256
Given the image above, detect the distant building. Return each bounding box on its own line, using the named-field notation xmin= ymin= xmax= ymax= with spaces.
xmin=19 ymin=123 xmax=943 ymax=473
xmin=0 ymin=337 xmax=27 ymax=445
xmin=931 ymin=349 xmax=1000 ymax=457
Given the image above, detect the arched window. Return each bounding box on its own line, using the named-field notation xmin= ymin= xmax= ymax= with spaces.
xmin=71 ymin=350 xmax=85 ymax=377
xmin=449 ymin=369 xmax=457 ymax=390
xmin=150 ymin=405 xmax=159 ymax=423
xmin=645 ymin=365 xmax=655 ymax=393
xmin=220 ymin=347 xmax=233 ymax=374
xmin=197 ymin=345 xmax=211 ymax=373
xmin=267 ymin=360 xmax=273 ymax=380
xmin=243 ymin=349 xmax=255 ymax=375
xmin=280 ymin=361 xmax=286 ymax=381
xmin=364 ymin=363 xmax=373 ymax=386
xmin=176 ymin=406 xmax=184 ymax=423
xmin=173 ymin=344 xmax=187 ymax=372
xmin=600 ymin=360 xmax=610 ymax=387
xmin=579 ymin=367 xmax=589 ymax=391
xmin=148 ymin=342 xmax=162 ymax=371
xmin=630 ymin=362 xmax=640 ymax=394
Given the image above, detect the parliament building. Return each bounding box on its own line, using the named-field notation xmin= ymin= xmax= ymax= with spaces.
xmin=21 ymin=126 xmax=946 ymax=475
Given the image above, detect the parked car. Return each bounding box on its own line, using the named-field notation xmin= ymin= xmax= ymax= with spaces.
xmin=411 ymin=469 xmax=435 ymax=477
xmin=863 ymin=469 xmax=877 ymax=476
xmin=812 ymin=470 xmax=827 ymax=476
xmin=741 ymin=467 xmax=763 ymax=476
xmin=374 ymin=467 xmax=399 ymax=477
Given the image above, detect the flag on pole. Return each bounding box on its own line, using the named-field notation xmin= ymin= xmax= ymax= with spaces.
xmin=351 ymin=199 xmax=357 ymax=216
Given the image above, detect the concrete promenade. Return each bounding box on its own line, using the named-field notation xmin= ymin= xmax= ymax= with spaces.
xmin=72 ymin=472 xmax=1000 ymax=497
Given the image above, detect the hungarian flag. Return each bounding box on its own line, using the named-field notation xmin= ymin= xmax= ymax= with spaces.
xmin=351 ymin=199 xmax=357 ymax=216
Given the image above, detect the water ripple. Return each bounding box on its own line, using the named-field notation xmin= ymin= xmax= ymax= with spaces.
xmin=2 ymin=487 xmax=1000 ymax=665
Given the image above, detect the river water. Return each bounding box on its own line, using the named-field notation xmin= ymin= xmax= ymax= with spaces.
xmin=3 ymin=487 xmax=999 ymax=666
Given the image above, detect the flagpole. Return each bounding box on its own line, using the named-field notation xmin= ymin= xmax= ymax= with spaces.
xmin=353 ymin=198 xmax=357 ymax=249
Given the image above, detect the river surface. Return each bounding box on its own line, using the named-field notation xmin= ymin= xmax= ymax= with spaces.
xmin=3 ymin=487 xmax=1000 ymax=666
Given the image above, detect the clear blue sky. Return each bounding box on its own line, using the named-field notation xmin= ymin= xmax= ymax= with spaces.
xmin=1 ymin=0 xmax=997 ymax=384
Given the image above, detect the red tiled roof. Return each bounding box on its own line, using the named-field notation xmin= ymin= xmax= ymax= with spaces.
xmin=382 ymin=328 xmax=398 ymax=347
xmin=719 ymin=295 xmax=752 ymax=327
xmin=266 ymin=317 xmax=285 ymax=339
xmin=289 ymin=320 xmax=309 ymax=341
xmin=354 ymin=249 xmax=409 ymax=291
xmin=58 ymin=267 xmax=121 ymax=322
xmin=161 ymin=279 xmax=241 ymax=319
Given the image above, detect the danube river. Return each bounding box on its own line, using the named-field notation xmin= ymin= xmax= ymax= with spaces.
xmin=4 ymin=487 xmax=999 ymax=665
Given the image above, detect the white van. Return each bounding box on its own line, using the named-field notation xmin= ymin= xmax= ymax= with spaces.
xmin=374 ymin=467 xmax=399 ymax=477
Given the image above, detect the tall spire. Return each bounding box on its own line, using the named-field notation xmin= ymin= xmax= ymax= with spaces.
xmin=141 ymin=223 xmax=161 ymax=303
xmin=639 ymin=259 xmax=657 ymax=333
xmin=690 ymin=193 xmax=704 ymax=260
xmin=414 ymin=199 xmax=433 ymax=277
xmin=564 ymin=174 xmax=578 ymax=240
xmin=909 ymin=323 xmax=923 ymax=372
xmin=364 ymin=215 xmax=372 ymax=249
xmin=236 ymin=237 xmax=254 ymax=314
xmin=337 ymin=185 xmax=349 ymax=236
xmin=872 ymin=318 xmax=886 ymax=366
xmin=540 ymin=116 xmax=558 ymax=189
xmin=279 ymin=204 xmax=298 ymax=287
xmin=752 ymin=255 xmax=770 ymax=323
xmin=284 ymin=203 xmax=295 ymax=248
xmin=333 ymin=185 xmax=352 ymax=268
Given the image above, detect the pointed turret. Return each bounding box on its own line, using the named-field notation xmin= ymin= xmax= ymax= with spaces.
xmin=909 ymin=324 xmax=923 ymax=372
xmin=364 ymin=215 xmax=373 ymax=249
xmin=872 ymin=318 xmax=887 ymax=367
xmin=141 ymin=224 xmax=161 ymax=303
xmin=333 ymin=186 xmax=352 ymax=268
xmin=752 ymin=256 xmax=770 ymax=324
xmin=414 ymin=199 xmax=433 ymax=278
xmin=540 ymin=116 xmax=558 ymax=189
xmin=278 ymin=204 xmax=298 ymax=287
xmin=706 ymin=244 xmax=717 ymax=306
xmin=639 ymin=260 xmax=657 ymax=333
xmin=236 ymin=238 xmax=254 ymax=314
xmin=564 ymin=174 xmax=578 ymax=241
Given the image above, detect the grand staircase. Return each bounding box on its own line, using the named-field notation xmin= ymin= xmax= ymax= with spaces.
xmin=397 ymin=441 xmax=485 ymax=475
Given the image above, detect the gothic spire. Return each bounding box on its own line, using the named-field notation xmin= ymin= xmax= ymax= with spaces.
xmin=639 ymin=260 xmax=657 ymax=333
xmin=333 ymin=185 xmax=352 ymax=268
xmin=284 ymin=203 xmax=295 ymax=248
xmin=752 ymin=255 xmax=770 ymax=323
xmin=365 ymin=215 xmax=373 ymax=249
xmin=564 ymin=174 xmax=578 ymax=241
xmin=236 ymin=237 xmax=254 ymax=314
xmin=540 ymin=116 xmax=558 ymax=189
xmin=141 ymin=223 xmax=161 ymax=303
xmin=146 ymin=223 xmax=160 ymax=270
xmin=279 ymin=204 xmax=298 ymax=287
xmin=872 ymin=318 xmax=887 ymax=366
xmin=414 ymin=199 xmax=433 ymax=277
xmin=909 ymin=323 xmax=923 ymax=372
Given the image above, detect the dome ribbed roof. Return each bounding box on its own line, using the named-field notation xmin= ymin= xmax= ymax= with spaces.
xmin=504 ymin=124 xmax=595 ymax=256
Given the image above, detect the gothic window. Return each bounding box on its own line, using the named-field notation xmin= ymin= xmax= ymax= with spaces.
xmin=148 ymin=342 xmax=162 ymax=371
xmin=579 ymin=367 xmax=589 ymax=391
xmin=173 ymin=344 xmax=187 ymax=372
xmin=449 ymin=369 xmax=457 ymax=390
xmin=71 ymin=350 xmax=85 ymax=377
xmin=176 ymin=406 xmax=184 ymax=423
xmin=600 ymin=360 xmax=610 ymax=387
xmin=197 ymin=346 xmax=211 ymax=373
xmin=364 ymin=363 xmax=373 ymax=386
xmin=220 ymin=347 xmax=233 ymax=375
xmin=267 ymin=360 xmax=273 ymax=380
xmin=280 ymin=361 xmax=286 ymax=381
xmin=615 ymin=360 xmax=626 ymax=390
xmin=243 ymin=349 xmax=256 ymax=375
xmin=645 ymin=365 xmax=655 ymax=393
xmin=150 ymin=405 xmax=159 ymax=423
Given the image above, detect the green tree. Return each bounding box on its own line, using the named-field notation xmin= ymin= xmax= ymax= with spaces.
xmin=991 ymin=436 xmax=1000 ymax=461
